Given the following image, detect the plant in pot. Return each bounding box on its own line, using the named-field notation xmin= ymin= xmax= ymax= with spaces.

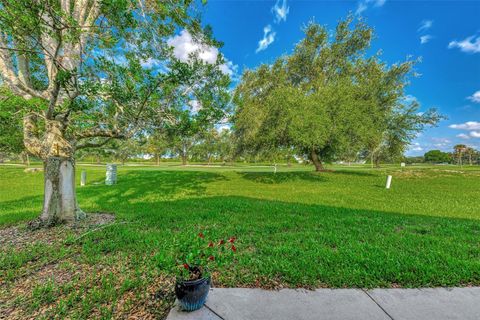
xmin=175 ymin=232 xmax=237 ymax=311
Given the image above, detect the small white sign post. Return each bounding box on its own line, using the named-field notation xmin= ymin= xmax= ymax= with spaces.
xmin=385 ymin=175 xmax=392 ymax=189
xmin=80 ymin=170 xmax=86 ymax=186
xmin=401 ymin=162 xmax=406 ymax=168
xmin=274 ymin=164 xmax=277 ymax=174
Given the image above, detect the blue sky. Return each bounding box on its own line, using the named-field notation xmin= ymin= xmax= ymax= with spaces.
xmin=196 ymin=0 xmax=480 ymax=155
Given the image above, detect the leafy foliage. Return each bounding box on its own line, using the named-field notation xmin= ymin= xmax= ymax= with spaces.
xmin=424 ymin=150 xmax=450 ymax=163
xmin=234 ymin=17 xmax=441 ymax=169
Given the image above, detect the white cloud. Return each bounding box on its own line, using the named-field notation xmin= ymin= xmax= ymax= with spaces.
xmin=467 ymin=90 xmax=480 ymax=103
xmin=272 ymin=0 xmax=289 ymax=23
xmin=105 ymin=54 xmax=128 ymax=66
xmin=429 ymin=138 xmax=451 ymax=148
xmin=457 ymin=133 xmax=470 ymax=140
xmin=403 ymin=94 xmax=417 ymax=103
xmin=189 ymin=100 xmax=202 ymax=113
xmin=418 ymin=20 xmax=433 ymax=32
xmin=432 ymin=137 xmax=451 ymax=144
xmin=373 ymin=0 xmax=386 ymax=6
xmin=448 ymin=35 xmax=480 ymax=54
xmin=216 ymin=124 xmax=231 ymax=133
xmin=167 ymin=30 xmax=238 ymax=76
xmin=219 ymin=60 xmax=238 ymax=78
xmin=449 ymin=121 xmax=480 ymax=130
xmin=256 ymin=25 xmax=276 ymax=53
xmin=355 ymin=2 xmax=368 ymax=15
xmin=409 ymin=142 xmax=423 ymax=152
xmin=470 ymin=131 xmax=480 ymax=138
xmin=167 ymin=30 xmax=218 ymax=64
xmin=356 ymin=0 xmax=386 ymax=15
xmin=420 ymin=35 xmax=432 ymax=44
xmin=140 ymin=58 xmax=162 ymax=68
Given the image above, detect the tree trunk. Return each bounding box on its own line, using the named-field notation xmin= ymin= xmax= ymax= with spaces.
xmin=156 ymin=153 xmax=160 ymax=166
xmin=310 ymin=150 xmax=325 ymax=172
xmin=23 ymin=116 xmax=86 ymax=227
xmin=181 ymin=143 xmax=188 ymax=165
xmin=40 ymin=157 xmax=84 ymax=225
xmin=21 ymin=152 xmax=30 ymax=167
xmin=181 ymin=153 xmax=187 ymax=165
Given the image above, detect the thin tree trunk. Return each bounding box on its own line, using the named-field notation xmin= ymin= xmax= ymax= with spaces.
xmin=156 ymin=153 xmax=160 ymax=166
xmin=181 ymin=152 xmax=187 ymax=165
xmin=310 ymin=150 xmax=325 ymax=172
xmin=40 ymin=157 xmax=84 ymax=225
xmin=181 ymin=143 xmax=187 ymax=165
xmin=21 ymin=152 xmax=30 ymax=167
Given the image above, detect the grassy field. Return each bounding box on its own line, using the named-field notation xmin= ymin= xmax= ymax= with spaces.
xmin=1 ymin=163 xmax=480 ymax=318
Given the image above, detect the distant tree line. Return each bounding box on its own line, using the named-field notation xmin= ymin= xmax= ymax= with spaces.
xmin=421 ymin=145 xmax=480 ymax=165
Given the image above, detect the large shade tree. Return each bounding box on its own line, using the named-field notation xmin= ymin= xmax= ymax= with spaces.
xmin=0 ymin=0 xmax=228 ymax=225
xmin=163 ymin=66 xmax=231 ymax=165
xmin=424 ymin=150 xmax=450 ymax=163
xmin=234 ymin=17 xmax=440 ymax=171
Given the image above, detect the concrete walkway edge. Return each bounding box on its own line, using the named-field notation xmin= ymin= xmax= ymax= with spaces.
xmin=167 ymin=287 xmax=480 ymax=320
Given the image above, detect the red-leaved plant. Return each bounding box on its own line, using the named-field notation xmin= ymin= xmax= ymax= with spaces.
xmin=176 ymin=232 xmax=237 ymax=281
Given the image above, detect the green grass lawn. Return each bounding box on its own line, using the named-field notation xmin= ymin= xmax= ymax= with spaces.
xmin=1 ymin=163 xmax=480 ymax=318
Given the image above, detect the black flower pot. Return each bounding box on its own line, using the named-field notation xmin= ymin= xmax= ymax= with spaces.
xmin=175 ymin=277 xmax=211 ymax=311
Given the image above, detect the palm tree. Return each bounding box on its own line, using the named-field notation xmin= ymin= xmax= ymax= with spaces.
xmin=465 ymin=147 xmax=474 ymax=166
xmin=453 ymin=144 xmax=467 ymax=166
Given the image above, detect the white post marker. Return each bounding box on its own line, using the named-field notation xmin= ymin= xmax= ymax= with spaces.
xmin=81 ymin=170 xmax=86 ymax=186
xmin=106 ymin=164 xmax=117 ymax=185
xmin=386 ymin=175 xmax=392 ymax=189
xmin=401 ymin=162 xmax=406 ymax=168
xmin=274 ymin=164 xmax=277 ymax=174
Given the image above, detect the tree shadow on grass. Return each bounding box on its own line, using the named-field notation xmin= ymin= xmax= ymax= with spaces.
xmin=237 ymin=169 xmax=376 ymax=184
xmin=82 ymin=170 xmax=227 ymax=202
xmin=327 ymin=169 xmax=376 ymax=177
xmin=237 ymin=171 xmax=328 ymax=184
xmin=0 ymin=170 xmax=227 ymax=226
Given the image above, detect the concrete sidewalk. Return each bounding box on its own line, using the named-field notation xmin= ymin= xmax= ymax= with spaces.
xmin=167 ymin=287 xmax=480 ymax=320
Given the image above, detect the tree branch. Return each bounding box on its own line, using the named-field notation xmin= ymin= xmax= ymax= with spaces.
xmin=76 ymin=137 xmax=114 ymax=150
xmin=75 ymin=127 xmax=126 ymax=140
xmin=23 ymin=113 xmax=46 ymax=158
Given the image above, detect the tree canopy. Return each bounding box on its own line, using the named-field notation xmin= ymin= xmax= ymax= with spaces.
xmin=424 ymin=150 xmax=450 ymax=163
xmin=233 ymin=17 xmax=441 ymax=170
